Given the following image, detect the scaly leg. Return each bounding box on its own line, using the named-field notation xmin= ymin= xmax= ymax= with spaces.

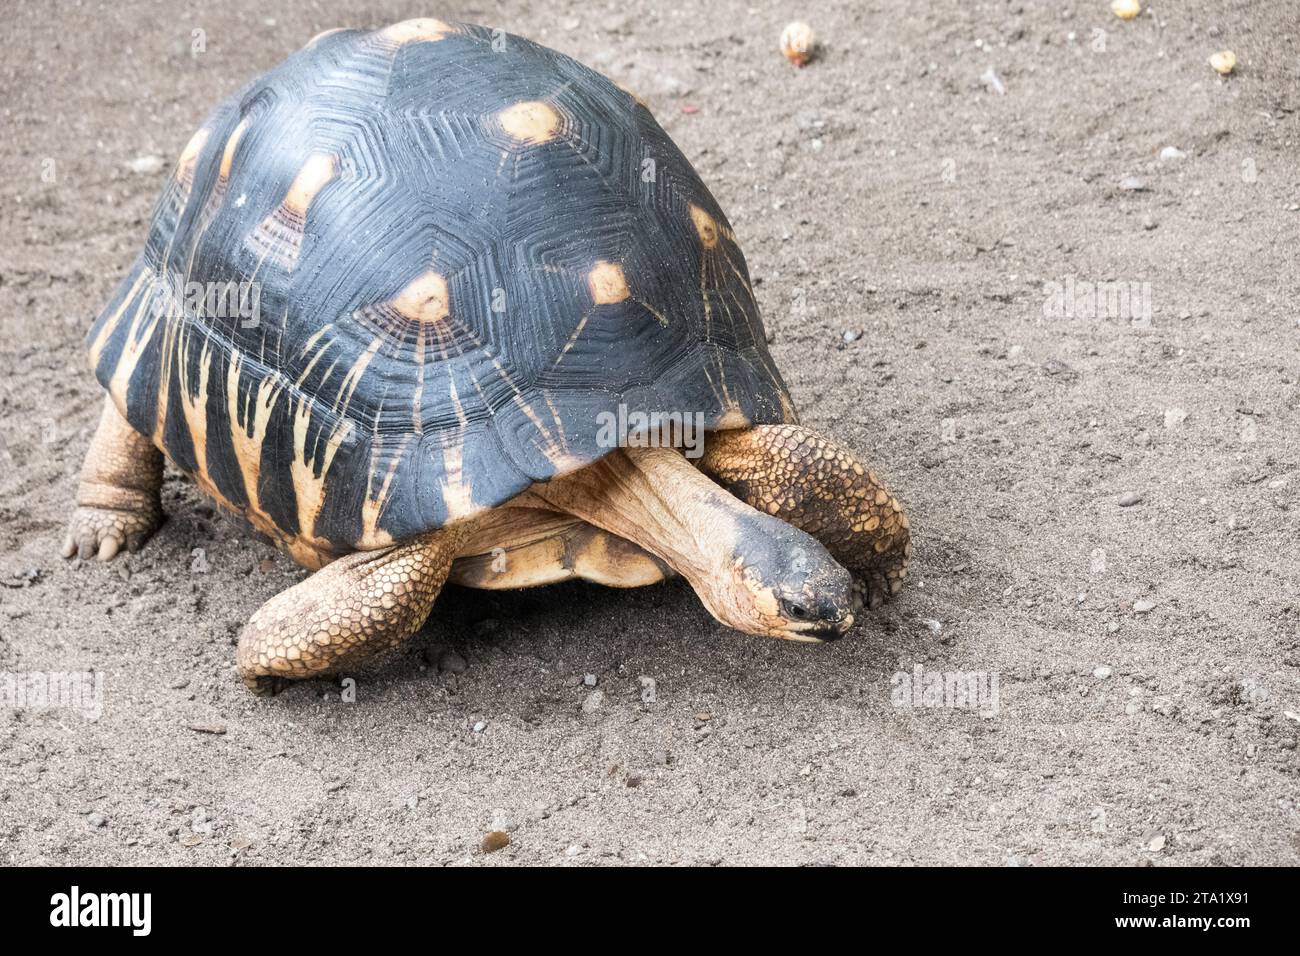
xmin=699 ymin=425 xmax=911 ymax=609
xmin=236 ymin=526 xmax=465 ymax=695
xmin=61 ymin=396 xmax=164 ymax=561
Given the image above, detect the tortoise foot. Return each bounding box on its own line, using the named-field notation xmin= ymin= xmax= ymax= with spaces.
xmin=851 ymin=552 xmax=910 ymax=615
xmin=243 ymin=672 xmax=290 ymax=697
xmin=64 ymin=397 xmax=165 ymax=562
xmin=61 ymin=503 xmax=162 ymax=562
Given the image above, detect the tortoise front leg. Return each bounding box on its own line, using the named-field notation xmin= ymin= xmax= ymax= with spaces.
xmin=61 ymin=396 xmax=164 ymax=561
xmin=699 ymin=425 xmax=911 ymax=609
xmin=236 ymin=527 xmax=464 ymax=695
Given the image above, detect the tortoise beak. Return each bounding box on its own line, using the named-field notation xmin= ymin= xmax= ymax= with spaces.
xmin=791 ymin=611 xmax=854 ymax=642
xmin=817 ymin=611 xmax=854 ymax=640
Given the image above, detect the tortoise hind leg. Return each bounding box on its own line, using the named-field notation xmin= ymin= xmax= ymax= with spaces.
xmin=236 ymin=527 xmax=464 ymax=695
xmin=699 ymin=425 xmax=912 ymax=610
xmin=61 ymin=396 xmax=164 ymax=561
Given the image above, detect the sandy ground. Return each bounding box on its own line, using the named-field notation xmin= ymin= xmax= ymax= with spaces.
xmin=1 ymin=0 xmax=1298 ymax=866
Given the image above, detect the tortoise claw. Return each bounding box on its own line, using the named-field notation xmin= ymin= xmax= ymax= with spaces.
xmin=62 ymin=504 xmax=161 ymax=563
xmin=244 ymin=674 xmax=290 ymax=697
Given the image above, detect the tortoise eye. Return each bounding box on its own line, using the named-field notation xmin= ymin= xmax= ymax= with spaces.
xmin=781 ymin=599 xmax=811 ymax=621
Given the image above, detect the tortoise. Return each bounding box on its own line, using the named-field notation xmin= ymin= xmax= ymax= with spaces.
xmin=64 ymin=19 xmax=911 ymax=694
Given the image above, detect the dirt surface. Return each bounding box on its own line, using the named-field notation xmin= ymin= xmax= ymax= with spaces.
xmin=2 ymin=0 xmax=1298 ymax=866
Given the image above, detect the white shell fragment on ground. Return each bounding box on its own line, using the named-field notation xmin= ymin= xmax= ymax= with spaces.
xmin=1209 ymin=50 xmax=1237 ymax=75
xmin=1111 ymin=0 xmax=1141 ymax=20
xmin=780 ymin=21 xmax=816 ymax=67
xmin=980 ymin=66 xmax=1006 ymax=95
xmin=126 ymin=155 xmax=165 ymax=175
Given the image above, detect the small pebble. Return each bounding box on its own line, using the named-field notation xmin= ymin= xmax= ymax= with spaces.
xmin=481 ymin=830 xmax=510 ymax=853
xmin=1163 ymin=407 xmax=1188 ymax=428
xmin=794 ymin=110 xmax=824 ymax=131
xmin=1158 ymin=146 xmax=1186 ymax=162
xmin=1133 ymin=599 xmax=1156 ymax=614
xmin=581 ymin=689 xmax=604 ymax=714
xmin=1208 ymin=50 xmax=1237 ymax=75
xmin=1111 ymin=0 xmax=1141 ymax=20
xmin=1093 ymin=666 xmax=1113 ymax=680
xmin=979 ymin=66 xmax=1006 ymax=96
xmin=126 ymin=155 xmax=165 ymax=175
xmin=652 ymin=74 xmax=692 ymax=98
xmin=86 ymin=812 xmax=108 ymax=828
xmin=583 ymin=673 xmax=598 ymax=687
xmin=1117 ymin=491 xmax=1143 ymax=507
xmin=842 ymin=329 xmax=862 ymax=343
xmin=1240 ymin=678 xmax=1269 ymax=704
xmin=780 ymin=21 xmax=816 ymax=67
xmin=639 ymin=676 xmax=657 ymax=704
xmin=1119 ymin=176 xmax=1147 ymax=192
xmin=472 ymin=720 xmax=487 ymax=733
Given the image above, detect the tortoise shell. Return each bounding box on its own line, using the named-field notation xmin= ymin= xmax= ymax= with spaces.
xmin=87 ymin=19 xmax=795 ymax=559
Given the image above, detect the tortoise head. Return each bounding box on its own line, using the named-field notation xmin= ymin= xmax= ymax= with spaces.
xmin=718 ymin=513 xmax=855 ymax=642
